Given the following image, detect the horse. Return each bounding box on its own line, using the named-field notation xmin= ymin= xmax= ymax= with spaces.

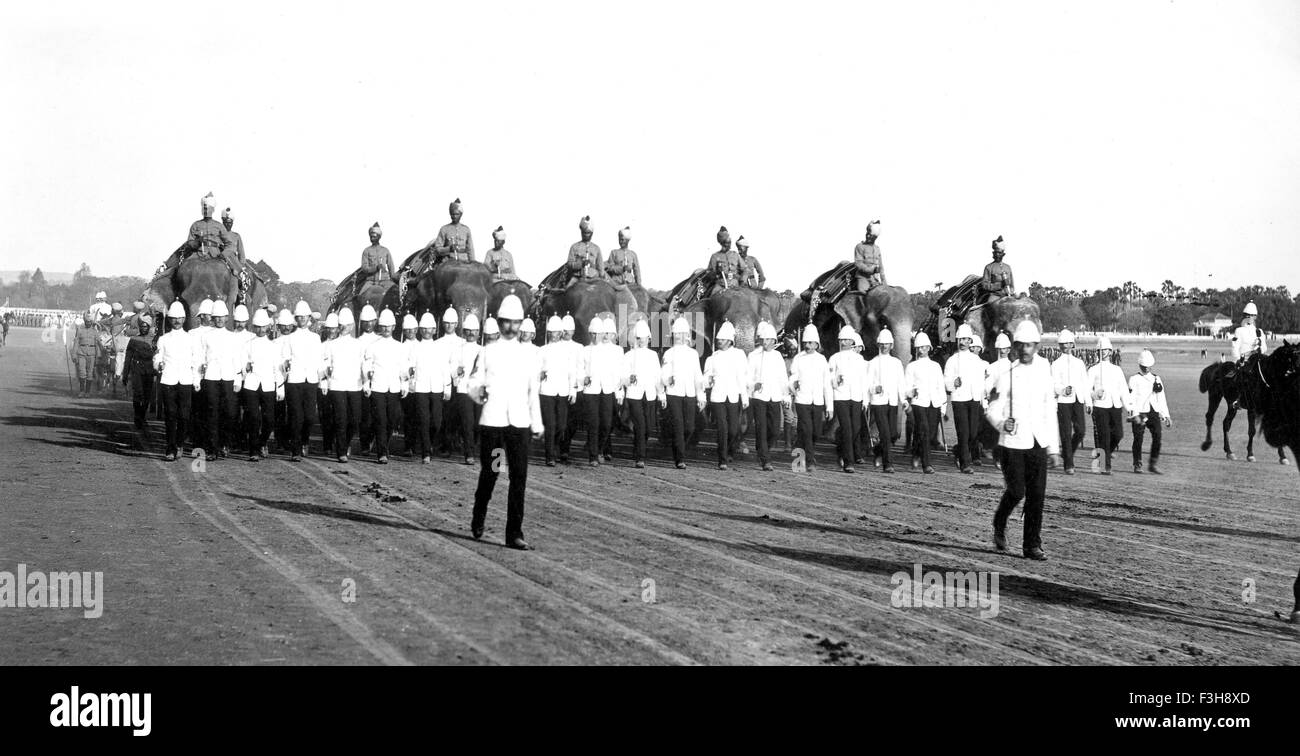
xmin=1198 ymin=360 xmax=1288 ymax=464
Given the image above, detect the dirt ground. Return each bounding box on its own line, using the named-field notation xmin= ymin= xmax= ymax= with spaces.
xmin=1 ymin=327 xmax=1297 ymax=665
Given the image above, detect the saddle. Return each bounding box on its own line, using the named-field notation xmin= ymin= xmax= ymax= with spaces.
xmin=799 ymin=261 xmax=859 ymax=307
xmin=668 ymin=269 xmax=718 ymax=311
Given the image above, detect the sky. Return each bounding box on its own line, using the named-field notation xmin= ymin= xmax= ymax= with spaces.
xmin=2 ymin=0 xmax=1298 ymax=298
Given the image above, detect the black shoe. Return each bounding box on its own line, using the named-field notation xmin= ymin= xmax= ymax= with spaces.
xmin=960 ymin=466 xmax=974 ymax=474
xmin=761 ymin=463 xmax=774 ymax=472
xmin=1025 ymin=547 xmax=1047 ymax=561
xmin=675 ymin=462 xmax=687 ymax=469
xmin=507 ymin=537 xmax=531 ymax=550
xmin=635 ymin=461 xmax=646 ymax=469
xmin=1133 ymin=465 xmax=1143 ymax=474
xmin=378 ymin=455 xmax=389 ymax=464
xmin=545 ymin=460 xmax=556 ymax=467
xmin=842 ymin=465 xmax=855 ymax=474
xmin=1148 ymin=463 xmax=1162 ymax=474
xmin=993 ymin=527 xmax=1007 ymax=552
xmin=923 ymin=466 xmax=935 ymax=474
xmin=471 ymin=524 xmax=484 ymax=540
xmin=972 ymin=458 xmax=983 ymax=467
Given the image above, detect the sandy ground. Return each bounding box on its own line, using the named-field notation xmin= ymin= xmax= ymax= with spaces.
xmin=0 ymin=328 xmax=1297 ymax=665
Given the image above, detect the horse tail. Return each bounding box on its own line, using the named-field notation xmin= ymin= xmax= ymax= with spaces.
xmin=1198 ymin=364 xmax=1214 ymax=394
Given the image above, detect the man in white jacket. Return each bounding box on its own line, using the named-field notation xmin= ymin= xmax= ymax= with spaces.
xmin=827 ymin=325 xmax=866 ymax=473
xmin=363 ymin=309 xmax=408 ymax=464
xmin=282 ymin=301 xmax=325 ymax=461
xmin=789 ymin=324 xmax=828 ymax=470
xmin=660 ymin=317 xmax=706 ymax=468
xmin=623 ymin=319 xmax=661 ymax=468
xmin=944 ymin=323 xmax=986 ymax=473
xmin=1087 ymin=335 xmax=1131 ymax=475
xmin=986 ymin=321 xmax=1061 ymax=560
xmin=154 ymin=301 xmax=200 ymax=461
xmin=748 ymin=321 xmax=789 ymax=472
xmin=1128 ymin=349 xmax=1172 ymax=474
xmin=409 ymin=312 xmax=453 ymax=464
xmin=865 ymin=328 xmax=906 ymax=473
xmin=539 ymin=315 xmax=578 ymax=466
xmin=906 ymin=332 xmax=947 ymax=474
xmin=581 ymin=317 xmax=621 ymax=466
xmin=242 ymin=308 xmax=284 ymax=461
xmin=1051 ymin=329 xmax=1090 ymax=474
xmin=200 ymin=300 xmax=241 ymax=460
xmin=469 ymin=294 xmax=543 ymax=550
xmin=704 ymin=320 xmax=750 ymax=470
xmin=324 ymin=308 xmax=365 ymax=462
xmin=452 ymin=313 xmax=483 ymax=465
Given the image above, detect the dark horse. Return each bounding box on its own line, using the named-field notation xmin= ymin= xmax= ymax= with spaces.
xmin=1234 ymin=341 xmax=1300 ymax=623
xmin=1199 ymin=360 xmax=1289 ymax=464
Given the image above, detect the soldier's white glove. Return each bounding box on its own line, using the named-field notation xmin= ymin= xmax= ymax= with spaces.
xmin=276 ymin=387 xmax=285 ymax=401
xmin=362 ymin=386 xmax=371 ymax=398
xmin=400 ymin=386 xmax=409 ymax=399
xmin=443 ymin=390 xmax=452 ymax=402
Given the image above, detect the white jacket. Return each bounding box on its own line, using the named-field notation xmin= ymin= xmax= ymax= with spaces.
xmin=200 ymin=327 xmax=242 ymax=382
xmin=660 ymin=344 xmax=704 ymax=398
xmin=943 ymin=350 xmax=986 ymax=403
xmin=539 ymin=341 xmax=580 ymax=398
xmin=905 ymin=357 xmax=947 ymax=410
xmin=623 ymin=347 xmax=662 ymax=401
xmin=827 ymin=350 xmax=866 ymax=403
xmin=243 ymin=335 xmax=284 ymax=392
xmin=1128 ymin=371 xmax=1170 ymax=418
xmin=985 ymin=356 xmax=1060 ymax=453
xmin=324 ymin=335 xmax=365 ymax=392
xmin=154 ymin=329 xmax=199 ymax=387
xmin=864 ymin=353 xmax=907 ymax=407
xmin=410 ymin=339 xmax=453 ymax=395
xmin=451 ymin=339 xmax=482 ymax=392
xmin=1087 ymin=361 xmax=1132 ymax=411
xmin=364 ymin=336 xmax=409 ymax=394
xmin=582 ymin=342 xmax=624 ymax=395
xmin=282 ymin=327 xmax=325 ymax=384
xmin=469 ymin=338 xmax=543 ymax=432
xmin=748 ymin=347 xmax=789 ymax=402
xmin=1050 ymin=353 xmax=1089 ymax=406
xmin=704 ymin=347 xmax=749 ymax=404
xmin=1231 ymin=323 xmax=1265 ymax=361
xmin=789 ymin=350 xmax=828 ymax=406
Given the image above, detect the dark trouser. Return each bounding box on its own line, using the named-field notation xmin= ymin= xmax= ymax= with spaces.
xmin=1092 ymin=406 xmax=1124 ymax=468
xmin=402 ymin=392 xmax=417 ymax=453
xmin=319 ymin=387 xmax=335 ymax=455
xmin=130 ymin=373 xmax=156 ymax=428
xmin=330 ymin=390 xmax=362 ymax=457
xmin=666 ymin=395 xmax=696 ymax=464
xmin=995 ymin=443 xmax=1048 ymax=552
xmin=752 ymin=398 xmax=782 ymax=466
xmin=191 ymin=379 xmax=208 ymax=449
xmin=285 ymin=382 xmax=319 ymax=454
xmin=540 ymin=394 xmax=569 ymax=463
xmin=1131 ymin=412 xmax=1162 ymax=465
xmin=832 ymin=399 xmax=860 ymax=468
xmin=275 ymin=393 xmax=289 ymax=450
xmin=201 ymin=379 xmax=237 ymax=454
xmin=794 ymin=402 xmax=824 ymax=467
xmin=370 ymin=391 xmax=403 ymax=458
xmin=711 ymin=400 xmax=742 ymax=464
xmin=626 ymin=397 xmax=650 ymax=462
xmin=359 ymin=385 xmax=374 ymax=451
xmin=473 ymin=425 xmax=530 ymax=542
xmin=410 ymin=392 xmax=444 ymax=458
xmin=241 ymin=388 xmax=276 ymax=456
xmin=1056 ymin=402 xmax=1087 ymax=470
xmin=584 ymin=392 xmax=615 ymax=461
xmin=455 ymin=391 xmax=480 ymax=458
xmin=160 ymin=383 xmax=192 ymax=456
xmin=911 ymin=405 xmax=939 ymax=468
xmin=952 ymin=400 xmax=982 ymax=469
xmin=869 ymin=403 xmax=899 ymax=466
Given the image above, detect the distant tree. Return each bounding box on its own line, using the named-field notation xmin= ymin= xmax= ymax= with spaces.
xmin=1081 ymin=290 xmax=1117 ymax=330
xmin=1041 ymin=301 xmax=1085 ymax=332
xmin=1116 ymin=305 xmax=1152 ymax=334
xmin=1151 ymin=304 xmax=1193 ymax=334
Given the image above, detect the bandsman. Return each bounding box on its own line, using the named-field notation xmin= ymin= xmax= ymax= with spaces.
xmin=242 ymin=309 xmax=283 ymax=461
xmin=451 ymin=312 xmax=483 ymax=464
xmin=944 ymin=323 xmax=986 ymax=473
xmin=324 ymin=308 xmax=364 ymax=462
xmin=865 ymin=328 xmax=907 ymax=473
xmin=318 ymin=312 xmax=340 ymax=455
xmin=199 ymin=300 xmax=241 ymax=459
xmin=363 ymin=309 xmax=407 ymax=464
xmin=409 ymin=311 xmax=453 ymax=464
xmin=581 ymin=317 xmax=621 ymax=466
xmin=154 ymin=301 xmax=200 ymax=461
xmin=826 ymin=326 xmax=867 ymax=473
xmin=659 ymin=317 xmax=706 ymax=469
xmin=435 ymin=307 xmax=464 ymax=458
xmin=539 ymin=315 xmax=579 ymax=466
xmin=356 ymin=304 xmax=381 ymax=451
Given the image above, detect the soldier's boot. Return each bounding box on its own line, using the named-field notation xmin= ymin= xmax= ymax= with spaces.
xmin=1147 ymin=456 xmax=1162 ymax=475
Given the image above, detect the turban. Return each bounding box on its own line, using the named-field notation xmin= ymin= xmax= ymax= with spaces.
xmin=492 ymin=225 xmax=505 ymax=241
xmin=579 ymin=215 xmax=593 ymax=232
xmin=717 ymin=226 xmax=730 ymax=244
xmin=867 ymin=219 xmax=881 ymax=237
xmin=221 ymin=207 xmax=233 ymax=221
xmin=449 ymin=198 xmax=463 ymax=214
xmin=201 ymin=192 xmax=217 ymax=209
xmin=370 ymin=221 xmax=382 ymax=235
xmin=735 ymin=235 xmax=749 ymax=250
xmin=992 ymin=235 xmax=1005 ymax=252
xmin=618 ymin=226 xmax=631 ymax=240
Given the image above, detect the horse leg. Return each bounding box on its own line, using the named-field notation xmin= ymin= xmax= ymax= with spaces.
xmin=1246 ymin=410 xmax=1257 ymax=462
xmin=1222 ymin=403 xmax=1237 ymax=460
xmin=1202 ymin=391 xmax=1220 ymax=452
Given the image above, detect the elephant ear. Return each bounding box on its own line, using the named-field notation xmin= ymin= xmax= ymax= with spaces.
xmin=146 ymin=269 xmax=175 ymax=310
xmin=833 ymin=292 xmax=876 ymax=334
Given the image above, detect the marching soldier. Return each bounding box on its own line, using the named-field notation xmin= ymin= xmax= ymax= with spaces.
xmin=980 ymin=235 xmax=1015 ymax=300
xmin=944 ymin=323 xmax=986 ymax=473
xmin=282 ymin=301 xmax=324 ymax=461
xmin=749 ymin=321 xmax=788 ymax=471
xmin=983 ymin=331 xmax=1014 ymax=469
xmin=452 ymin=313 xmax=483 ymax=465
xmin=790 ymin=324 xmax=829 ymax=470
xmin=707 ymin=227 xmax=740 ymax=289
xmin=399 ymin=314 xmax=419 ymax=452
xmin=539 ymin=315 xmax=579 ymax=466
xmin=154 ymin=301 xmax=200 ymax=461
xmin=623 ymin=320 xmax=661 ymax=468
xmin=363 ymin=309 xmax=407 ymax=464
xmin=483 ymin=226 xmax=516 ymax=281
xmin=736 ymin=236 xmax=766 ymax=289
xmin=1051 ymin=328 xmax=1090 ymax=474
xmin=318 ymin=312 xmax=339 ymax=456
xmin=986 ymin=321 xmax=1061 ymax=560
xmin=230 ymin=304 xmax=255 ymax=450
xmin=906 ymin=332 xmax=947 ymax=474
xmin=324 ymin=308 xmax=364 ymax=462
xmin=356 ymin=304 xmax=380 ymax=452
xmin=434 ymin=307 xmax=463 ymax=457
xmin=264 ymin=305 xmax=279 ymax=340
xmin=659 ymin=317 xmax=706 ymax=469
xmin=827 ymin=326 xmax=867 ymax=473
xmin=273 ymin=308 xmax=297 ymax=451
xmin=1128 ymin=349 xmax=1171 ymax=474
xmin=703 ymin=321 xmax=749 ymax=470
xmin=559 ymin=314 xmax=582 ymax=461
xmin=409 ymin=311 xmax=453 ymax=464
xmin=1230 ymin=301 xmax=1265 ymax=363
xmin=360 ymin=222 xmax=398 ymax=288
xmin=122 ymin=318 xmax=158 ymax=429
xmin=853 ymin=221 xmax=885 ymax=292
xmin=519 ymin=318 xmax=539 ymax=351
xmin=69 ymin=312 xmax=102 ymax=397
xmin=581 ymin=317 xmax=621 ymax=466
xmin=865 ymin=328 xmax=906 ymax=473
xmin=567 ymin=216 xmax=604 ymax=283
xmin=468 ymin=294 xmax=543 ymax=550
xmin=242 ymin=309 xmax=283 ymax=461
xmin=1086 ymin=336 xmax=1131 ymax=475
xmin=605 ymin=227 xmax=641 ymax=286
xmin=199 ymin=300 xmax=241 ymax=459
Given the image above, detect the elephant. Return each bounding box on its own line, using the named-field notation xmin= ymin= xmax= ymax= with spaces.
xmin=404 ymin=260 xmax=494 ymax=333
xmin=146 ymin=255 xmax=268 ymax=331
xmin=329 ymin=279 xmax=401 ymax=333
xmin=965 ymin=295 xmax=1042 ymax=357
xmin=781 ymin=285 xmax=914 ymax=366
xmin=678 ymin=287 xmax=784 ymax=357
xmin=531 ymin=277 xmax=646 ymax=345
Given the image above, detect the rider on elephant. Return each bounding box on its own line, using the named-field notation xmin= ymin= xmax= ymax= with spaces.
xmin=736 ymin=236 xmax=765 ymax=289
xmin=410 ymin=198 xmax=476 ymax=278
xmin=979 ymin=235 xmax=1015 ymax=302
xmin=605 ymin=226 xmax=641 ymax=286
xmin=707 ymin=226 xmax=740 ymax=289
xmin=360 ymin=222 xmax=399 ymax=289
xmin=483 ymin=226 xmax=517 ymax=281
xmin=567 ymin=216 xmax=604 ymax=284
xmin=853 ymin=220 xmax=886 ymax=292
xmin=157 ymin=193 xmax=243 ymax=301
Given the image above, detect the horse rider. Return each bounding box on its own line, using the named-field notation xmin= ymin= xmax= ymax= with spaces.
xmin=483 ymin=226 xmax=517 ymax=281
xmin=1230 ymin=301 xmax=1266 ymax=365
xmin=70 ymin=312 xmax=102 ymax=397
xmin=360 ymin=222 xmax=399 ymax=289
xmin=567 ymin=216 xmax=604 ymax=284
xmin=1128 ymin=349 xmax=1171 ymax=474
xmin=736 ymin=236 xmax=766 ymax=289
xmin=707 ymin=227 xmax=740 ymax=289
xmin=605 ymin=227 xmax=641 ymax=286
xmin=979 ymin=235 xmax=1015 ymax=301
xmin=853 ymin=220 xmax=886 ymax=292
xmin=1050 ymin=328 xmax=1090 ymax=475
